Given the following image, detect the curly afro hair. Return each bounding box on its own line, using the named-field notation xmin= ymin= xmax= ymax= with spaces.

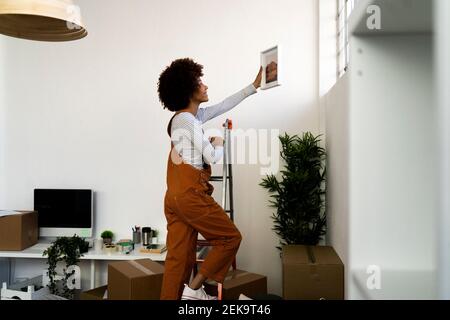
xmin=158 ymin=58 xmax=204 ymax=112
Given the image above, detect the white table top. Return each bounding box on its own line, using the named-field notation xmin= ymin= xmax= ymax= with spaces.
xmin=0 ymin=242 xmax=167 ymax=261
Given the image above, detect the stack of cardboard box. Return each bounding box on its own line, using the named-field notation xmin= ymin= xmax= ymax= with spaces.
xmin=82 ymin=260 xmax=269 ymax=300
xmin=81 ymin=245 xmax=345 ymax=300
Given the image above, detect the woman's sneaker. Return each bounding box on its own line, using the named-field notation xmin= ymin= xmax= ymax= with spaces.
xmin=181 ymin=284 xmax=218 ymax=300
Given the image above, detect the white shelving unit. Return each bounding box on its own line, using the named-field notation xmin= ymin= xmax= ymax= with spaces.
xmin=435 ymin=0 xmax=450 ymax=300
xmin=349 ymin=0 xmax=432 ymax=35
xmin=325 ymin=0 xmax=449 ymax=299
xmin=352 ymin=269 xmax=436 ymax=300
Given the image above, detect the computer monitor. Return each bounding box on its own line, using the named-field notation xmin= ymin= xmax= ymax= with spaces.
xmin=34 ymin=189 xmax=93 ymax=238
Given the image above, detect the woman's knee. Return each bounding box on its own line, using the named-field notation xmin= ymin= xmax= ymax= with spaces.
xmin=232 ymin=231 xmax=242 ymax=249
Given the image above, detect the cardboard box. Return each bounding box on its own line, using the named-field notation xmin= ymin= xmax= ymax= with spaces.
xmin=282 ymin=245 xmax=344 ymax=300
xmin=203 ymin=269 xmax=267 ymax=300
xmin=0 ymin=211 xmax=38 ymax=251
xmin=80 ymin=285 xmax=108 ymax=300
xmin=108 ymin=259 xmax=164 ymax=300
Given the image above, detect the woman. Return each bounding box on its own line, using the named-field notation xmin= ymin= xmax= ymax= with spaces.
xmin=157 ymin=58 xmax=262 ymax=300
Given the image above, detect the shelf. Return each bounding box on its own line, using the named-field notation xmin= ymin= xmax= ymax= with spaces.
xmin=0 ymin=242 xmax=167 ymax=261
xmin=349 ymin=0 xmax=433 ymax=36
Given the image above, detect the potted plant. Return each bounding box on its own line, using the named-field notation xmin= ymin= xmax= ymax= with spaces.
xmin=101 ymin=230 xmax=114 ymax=245
xmin=260 ymin=132 xmax=327 ymax=251
xmin=43 ymin=235 xmax=89 ymax=299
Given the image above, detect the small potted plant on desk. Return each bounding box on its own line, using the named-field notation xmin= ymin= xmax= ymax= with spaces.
xmin=101 ymin=230 xmax=114 ymax=245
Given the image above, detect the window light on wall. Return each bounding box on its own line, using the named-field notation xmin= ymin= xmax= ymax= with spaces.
xmin=337 ymin=0 xmax=357 ymax=78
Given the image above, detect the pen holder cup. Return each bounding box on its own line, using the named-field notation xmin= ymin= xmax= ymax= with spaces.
xmin=132 ymin=231 xmax=141 ymax=244
xmin=142 ymin=227 xmax=152 ymax=246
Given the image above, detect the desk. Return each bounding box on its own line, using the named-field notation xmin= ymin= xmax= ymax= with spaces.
xmin=0 ymin=242 xmax=167 ymax=289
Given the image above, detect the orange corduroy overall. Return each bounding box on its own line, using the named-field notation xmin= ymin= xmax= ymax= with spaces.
xmin=160 ymin=114 xmax=242 ymax=300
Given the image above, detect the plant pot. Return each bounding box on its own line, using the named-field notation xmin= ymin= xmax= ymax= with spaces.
xmin=103 ymin=238 xmax=112 ymax=245
xmin=80 ymin=241 xmax=89 ymax=254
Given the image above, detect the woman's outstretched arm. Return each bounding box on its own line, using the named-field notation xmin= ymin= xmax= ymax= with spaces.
xmin=195 ymin=84 xmax=257 ymax=124
xmin=195 ymin=67 xmax=263 ymax=124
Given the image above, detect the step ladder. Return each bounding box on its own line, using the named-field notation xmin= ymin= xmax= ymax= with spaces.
xmin=194 ymin=119 xmax=237 ymax=300
xmin=211 ymin=118 xmax=234 ymax=221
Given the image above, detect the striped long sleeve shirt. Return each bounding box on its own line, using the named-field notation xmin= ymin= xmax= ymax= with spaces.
xmin=170 ymin=84 xmax=257 ymax=170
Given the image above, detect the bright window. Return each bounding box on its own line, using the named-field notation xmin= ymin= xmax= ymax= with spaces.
xmin=337 ymin=0 xmax=357 ymax=78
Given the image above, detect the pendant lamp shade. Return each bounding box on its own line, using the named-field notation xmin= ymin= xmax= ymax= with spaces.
xmin=0 ymin=0 xmax=87 ymax=41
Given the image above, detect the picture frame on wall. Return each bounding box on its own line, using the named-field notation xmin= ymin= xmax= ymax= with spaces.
xmin=260 ymin=45 xmax=281 ymax=90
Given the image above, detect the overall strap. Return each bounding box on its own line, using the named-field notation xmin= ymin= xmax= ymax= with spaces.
xmin=168 ymin=111 xmax=183 ymax=149
xmin=167 ymin=111 xmax=187 ymax=137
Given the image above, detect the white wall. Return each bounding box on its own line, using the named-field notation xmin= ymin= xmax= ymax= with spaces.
xmin=0 ymin=37 xmax=5 ymax=207
xmin=324 ymin=73 xmax=350 ymax=298
xmin=319 ymin=0 xmax=351 ymax=296
xmin=319 ymin=0 xmax=337 ymax=97
xmin=436 ymin=0 xmax=450 ymax=299
xmin=0 ymin=38 xmax=9 ymax=286
xmin=0 ymin=0 xmax=319 ymax=295
xmin=318 ymin=0 xmax=337 ymax=138
xmin=350 ymin=35 xmax=436 ymax=273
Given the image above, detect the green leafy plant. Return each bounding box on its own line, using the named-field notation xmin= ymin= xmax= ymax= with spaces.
xmin=43 ymin=235 xmax=89 ymax=299
xmin=101 ymin=230 xmax=114 ymax=241
xmin=260 ymin=132 xmax=327 ymax=251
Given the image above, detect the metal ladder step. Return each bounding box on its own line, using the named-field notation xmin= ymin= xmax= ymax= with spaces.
xmin=209 ymin=176 xmax=231 ymax=182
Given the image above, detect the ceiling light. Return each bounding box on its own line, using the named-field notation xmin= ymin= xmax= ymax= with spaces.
xmin=0 ymin=0 xmax=87 ymax=42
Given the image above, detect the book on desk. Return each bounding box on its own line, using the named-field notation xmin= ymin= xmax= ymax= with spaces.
xmin=139 ymin=244 xmax=167 ymax=254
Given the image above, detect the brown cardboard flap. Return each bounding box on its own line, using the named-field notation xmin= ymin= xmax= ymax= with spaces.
xmin=110 ymin=259 xmax=164 ymax=279
xmin=283 ymin=245 xmax=343 ymax=265
xmin=80 ymin=286 xmax=108 ymax=300
xmin=206 ymin=269 xmax=265 ymax=289
xmin=282 ymin=245 xmax=310 ymax=264
xmin=204 ymin=269 xmax=267 ymax=300
xmin=313 ymin=246 xmax=344 ymax=265
xmin=225 ymin=271 xmax=264 ymax=289
xmin=223 ymin=270 xmax=250 ymax=282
